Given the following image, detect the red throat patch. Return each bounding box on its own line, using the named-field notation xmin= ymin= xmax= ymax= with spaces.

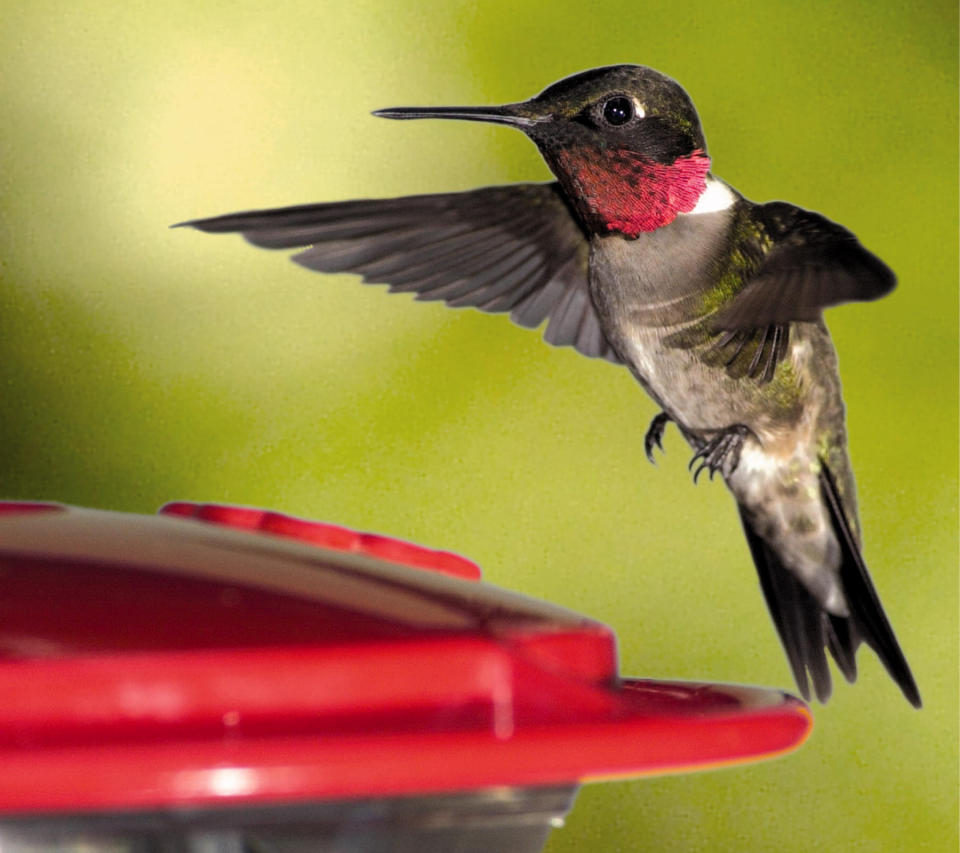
xmin=556 ymin=147 xmax=711 ymax=237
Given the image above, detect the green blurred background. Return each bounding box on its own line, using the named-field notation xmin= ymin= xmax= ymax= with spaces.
xmin=1 ymin=1 xmax=956 ymax=849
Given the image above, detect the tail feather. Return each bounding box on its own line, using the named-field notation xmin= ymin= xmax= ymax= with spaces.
xmin=825 ymin=615 xmax=858 ymax=684
xmin=737 ymin=462 xmax=920 ymax=707
xmin=819 ymin=463 xmax=921 ymax=707
xmin=739 ymin=512 xmax=832 ymax=702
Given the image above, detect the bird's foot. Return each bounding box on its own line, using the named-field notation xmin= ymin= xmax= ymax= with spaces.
xmin=644 ymin=412 xmax=672 ymax=464
xmin=689 ymin=424 xmax=755 ymax=483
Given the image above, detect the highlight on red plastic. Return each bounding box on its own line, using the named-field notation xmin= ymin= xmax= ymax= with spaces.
xmin=160 ymin=501 xmax=481 ymax=581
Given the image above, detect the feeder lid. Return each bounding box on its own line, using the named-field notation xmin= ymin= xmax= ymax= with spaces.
xmin=0 ymin=501 xmax=810 ymax=813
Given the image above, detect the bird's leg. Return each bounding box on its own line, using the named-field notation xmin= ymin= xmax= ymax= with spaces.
xmin=644 ymin=411 xmax=673 ymax=464
xmin=688 ymin=424 xmax=756 ymax=483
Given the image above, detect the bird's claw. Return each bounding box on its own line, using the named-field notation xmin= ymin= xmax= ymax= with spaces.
xmin=688 ymin=424 xmax=754 ymax=483
xmin=644 ymin=412 xmax=672 ymax=464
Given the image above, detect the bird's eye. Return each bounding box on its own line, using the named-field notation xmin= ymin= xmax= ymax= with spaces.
xmin=601 ymin=96 xmax=634 ymax=126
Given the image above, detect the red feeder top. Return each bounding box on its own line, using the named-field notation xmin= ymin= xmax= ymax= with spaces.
xmin=0 ymin=500 xmax=811 ymax=813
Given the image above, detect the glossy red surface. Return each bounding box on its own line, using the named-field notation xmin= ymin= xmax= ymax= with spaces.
xmin=0 ymin=501 xmax=811 ymax=813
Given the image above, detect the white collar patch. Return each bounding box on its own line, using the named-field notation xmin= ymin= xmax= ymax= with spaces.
xmin=687 ymin=176 xmax=737 ymax=215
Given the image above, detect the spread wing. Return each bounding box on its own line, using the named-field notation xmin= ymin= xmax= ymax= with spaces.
xmin=177 ymin=183 xmax=621 ymax=363
xmin=693 ymin=202 xmax=896 ymax=382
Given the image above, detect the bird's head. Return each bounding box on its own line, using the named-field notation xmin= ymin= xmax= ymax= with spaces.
xmin=375 ymin=65 xmax=711 ymax=237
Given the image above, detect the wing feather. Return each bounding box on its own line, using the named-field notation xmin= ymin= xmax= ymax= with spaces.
xmin=179 ymin=183 xmax=620 ymax=364
xmin=693 ymin=202 xmax=897 ymax=382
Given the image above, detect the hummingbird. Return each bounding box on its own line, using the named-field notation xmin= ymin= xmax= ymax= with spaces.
xmin=177 ymin=64 xmax=920 ymax=707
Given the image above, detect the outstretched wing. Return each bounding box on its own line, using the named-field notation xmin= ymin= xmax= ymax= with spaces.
xmin=696 ymin=202 xmax=896 ymax=382
xmin=178 ymin=183 xmax=621 ymax=363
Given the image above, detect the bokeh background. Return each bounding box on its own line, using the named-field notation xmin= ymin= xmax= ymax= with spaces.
xmin=1 ymin=1 xmax=956 ymax=850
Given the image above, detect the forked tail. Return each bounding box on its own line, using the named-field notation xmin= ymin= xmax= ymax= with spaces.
xmin=737 ymin=461 xmax=920 ymax=707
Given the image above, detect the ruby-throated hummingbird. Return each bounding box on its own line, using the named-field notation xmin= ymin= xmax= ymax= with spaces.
xmin=178 ymin=65 xmax=920 ymax=707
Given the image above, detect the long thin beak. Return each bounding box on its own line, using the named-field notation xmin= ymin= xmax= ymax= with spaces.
xmin=372 ymin=103 xmax=543 ymax=129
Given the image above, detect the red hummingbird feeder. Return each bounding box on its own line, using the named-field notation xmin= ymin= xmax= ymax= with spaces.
xmin=0 ymin=500 xmax=811 ymax=851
